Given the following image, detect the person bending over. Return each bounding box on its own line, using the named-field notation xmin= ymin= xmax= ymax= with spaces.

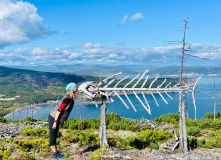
xmin=48 ymin=82 xmax=78 ymax=158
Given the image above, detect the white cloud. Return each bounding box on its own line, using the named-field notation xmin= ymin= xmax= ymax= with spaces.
xmin=31 ymin=47 xmax=48 ymax=55
xmin=0 ymin=43 xmax=220 ymax=66
xmin=131 ymin=13 xmax=145 ymax=21
xmin=82 ymin=42 xmax=102 ymax=49
xmin=0 ymin=0 xmax=50 ymax=48
xmin=119 ymin=13 xmax=145 ymax=26
xmin=121 ymin=15 xmax=128 ymax=25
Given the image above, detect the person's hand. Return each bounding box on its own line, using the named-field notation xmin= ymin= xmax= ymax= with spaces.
xmin=52 ymin=122 xmax=57 ymax=129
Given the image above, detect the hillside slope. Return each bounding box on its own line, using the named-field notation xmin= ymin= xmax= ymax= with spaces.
xmin=0 ymin=66 xmax=97 ymax=116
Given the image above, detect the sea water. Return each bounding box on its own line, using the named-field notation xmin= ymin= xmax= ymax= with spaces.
xmin=6 ymin=76 xmax=221 ymax=121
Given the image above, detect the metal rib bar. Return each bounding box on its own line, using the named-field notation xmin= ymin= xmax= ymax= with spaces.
xmin=133 ymin=91 xmax=151 ymax=114
xmin=150 ymin=91 xmax=159 ymax=107
xmin=164 ymin=91 xmax=173 ymax=99
xmin=157 ymin=79 xmax=166 ymax=88
xmin=164 ymin=82 xmax=171 ymax=89
xmin=179 ymin=91 xmax=185 ymax=96
xmin=141 ymin=75 xmax=149 ymax=88
xmin=98 ymin=72 xmax=122 ymax=86
xmin=142 ymin=91 xmax=151 ymax=112
xmin=124 ymin=74 xmax=140 ymax=88
xmin=104 ymin=79 xmax=115 ymax=88
xmin=157 ymin=91 xmax=168 ymax=104
xmin=132 ymin=69 xmax=148 ymax=88
xmin=114 ymin=91 xmax=129 ymax=109
xmin=172 ymin=83 xmax=180 ymax=89
xmin=149 ymin=75 xmax=159 ymax=89
xmin=192 ymin=77 xmax=202 ymax=120
xmin=123 ymin=91 xmax=137 ymax=112
xmin=114 ymin=76 xmax=129 ymax=88
xmin=192 ymin=91 xmax=196 ymax=119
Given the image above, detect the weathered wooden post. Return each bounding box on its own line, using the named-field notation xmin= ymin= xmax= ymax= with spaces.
xmin=100 ymin=95 xmax=108 ymax=148
xmin=181 ymin=101 xmax=188 ymax=153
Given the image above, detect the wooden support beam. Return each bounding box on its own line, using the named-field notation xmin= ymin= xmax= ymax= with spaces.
xmin=100 ymin=95 xmax=108 ymax=148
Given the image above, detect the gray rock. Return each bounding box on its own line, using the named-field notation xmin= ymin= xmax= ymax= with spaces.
xmin=151 ymin=149 xmax=165 ymax=156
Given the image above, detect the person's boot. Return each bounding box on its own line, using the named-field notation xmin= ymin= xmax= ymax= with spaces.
xmin=52 ymin=151 xmax=64 ymax=159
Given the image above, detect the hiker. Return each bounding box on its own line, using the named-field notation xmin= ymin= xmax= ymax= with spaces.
xmin=48 ymin=82 xmax=78 ymax=158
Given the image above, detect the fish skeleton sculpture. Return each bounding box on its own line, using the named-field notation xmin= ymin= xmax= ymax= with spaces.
xmin=79 ymin=69 xmax=201 ymax=115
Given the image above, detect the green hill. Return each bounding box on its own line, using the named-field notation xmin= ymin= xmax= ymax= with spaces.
xmin=0 ymin=66 xmax=98 ymax=116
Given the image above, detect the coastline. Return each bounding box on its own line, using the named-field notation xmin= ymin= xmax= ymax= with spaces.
xmin=4 ymin=97 xmax=86 ymax=119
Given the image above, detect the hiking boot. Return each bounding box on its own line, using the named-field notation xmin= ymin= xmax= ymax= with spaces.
xmin=53 ymin=151 xmax=64 ymax=159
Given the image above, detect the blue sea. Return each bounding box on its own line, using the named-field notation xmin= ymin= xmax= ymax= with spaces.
xmin=6 ymin=76 xmax=221 ymax=121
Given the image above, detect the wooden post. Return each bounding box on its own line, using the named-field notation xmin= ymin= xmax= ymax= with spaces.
xmin=179 ymin=102 xmax=184 ymax=150
xmin=182 ymin=101 xmax=188 ymax=153
xmin=100 ymin=95 xmax=108 ymax=148
xmin=184 ymin=93 xmax=189 ymax=119
xmin=179 ymin=17 xmax=188 ymax=151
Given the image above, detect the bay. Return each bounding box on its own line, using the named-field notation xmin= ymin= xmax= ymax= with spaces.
xmin=6 ymin=76 xmax=221 ymax=121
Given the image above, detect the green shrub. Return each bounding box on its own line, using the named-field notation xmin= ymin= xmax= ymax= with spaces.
xmin=0 ymin=146 xmax=13 ymax=160
xmin=138 ymin=129 xmax=172 ymax=148
xmin=211 ymin=120 xmax=221 ymax=130
xmin=0 ymin=117 xmax=7 ymax=123
xmin=153 ymin=113 xmax=179 ymax=124
xmin=186 ymin=119 xmax=200 ymax=127
xmin=20 ymin=126 xmax=49 ymax=138
xmin=210 ymin=130 xmax=221 ymax=148
xmin=199 ymin=119 xmax=212 ymax=128
xmin=197 ymin=138 xmax=206 ymax=148
xmin=187 ymin=127 xmax=201 ymax=137
xmin=13 ymin=138 xmax=50 ymax=154
xmin=62 ymin=113 xmax=138 ymax=131
xmin=188 ymin=137 xmax=197 ymax=149
xmin=63 ymin=130 xmax=99 ymax=146
xmin=206 ymin=112 xmax=221 ymax=119
xmin=203 ymin=140 xmax=214 ymax=149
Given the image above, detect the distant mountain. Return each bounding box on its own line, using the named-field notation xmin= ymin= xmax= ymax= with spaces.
xmin=0 ymin=66 xmax=95 ymax=88
xmin=9 ymin=65 xmax=221 ymax=76
xmin=0 ymin=66 xmax=98 ymax=114
xmin=151 ymin=66 xmax=221 ymax=76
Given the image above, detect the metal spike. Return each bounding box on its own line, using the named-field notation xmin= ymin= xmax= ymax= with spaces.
xmin=114 ymin=76 xmax=129 ymax=88
xmin=150 ymin=91 xmax=159 ymax=107
xmin=141 ymin=75 xmax=149 ymax=88
xmin=157 ymin=79 xmax=166 ymax=88
xmin=124 ymin=74 xmax=140 ymax=88
xmin=142 ymin=91 xmax=151 ymax=111
xmin=104 ymin=79 xmax=115 ymax=88
xmin=172 ymin=83 xmax=180 ymax=89
xmin=132 ymin=69 xmax=149 ymax=88
xmin=123 ymin=91 xmax=137 ymax=112
xmin=133 ymin=91 xmax=151 ymax=114
xmin=114 ymin=91 xmax=129 ymax=109
xmin=164 ymin=91 xmax=173 ymax=99
xmin=158 ymin=91 xmax=168 ymax=104
xmin=164 ymin=82 xmax=171 ymax=89
xmin=98 ymin=72 xmax=122 ymax=86
xmin=149 ymin=75 xmax=159 ymax=89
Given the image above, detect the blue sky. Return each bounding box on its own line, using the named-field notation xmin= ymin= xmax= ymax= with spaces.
xmin=0 ymin=0 xmax=220 ymax=67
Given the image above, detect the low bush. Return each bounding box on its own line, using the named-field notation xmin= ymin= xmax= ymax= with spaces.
xmin=138 ymin=129 xmax=172 ymax=148
xmin=13 ymin=138 xmax=50 ymax=154
xmin=0 ymin=117 xmax=7 ymax=123
xmin=211 ymin=120 xmax=221 ymax=130
xmin=206 ymin=112 xmax=221 ymax=119
xmin=63 ymin=130 xmax=99 ymax=146
xmin=20 ymin=126 xmax=49 ymax=138
xmin=188 ymin=136 xmax=197 ymax=149
xmin=153 ymin=113 xmax=179 ymax=124
xmin=187 ymin=127 xmax=201 ymax=137
xmin=197 ymin=138 xmax=206 ymax=148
